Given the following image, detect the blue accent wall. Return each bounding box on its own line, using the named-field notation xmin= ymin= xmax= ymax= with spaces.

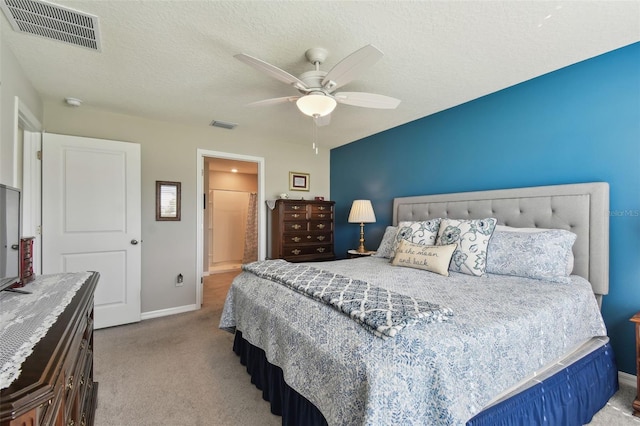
xmin=330 ymin=42 xmax=640 ymax=375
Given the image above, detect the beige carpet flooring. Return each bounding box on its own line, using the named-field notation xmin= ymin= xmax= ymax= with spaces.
xmin=93 ymin=271 xmax=639 ymax=425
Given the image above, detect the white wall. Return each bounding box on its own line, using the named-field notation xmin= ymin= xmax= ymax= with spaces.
xmin=0 ymin=16 xmax=43 ymax=187
xmin=42 ymin=101 xmax=330 ymax=314
xmin=2 ymin=11 xmax=330 ymax=316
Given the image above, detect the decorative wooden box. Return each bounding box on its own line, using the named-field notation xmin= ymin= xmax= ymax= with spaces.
xmin=19 ymin=237 xmax=35 ymax=286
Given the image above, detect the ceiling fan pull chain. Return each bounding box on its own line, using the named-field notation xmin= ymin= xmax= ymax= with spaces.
xmin=312 ymin=115 xmax=319 ymax=155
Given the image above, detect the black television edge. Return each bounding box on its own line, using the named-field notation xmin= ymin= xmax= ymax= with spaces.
xmin=0 ymin=183 xmax=21 ymax=292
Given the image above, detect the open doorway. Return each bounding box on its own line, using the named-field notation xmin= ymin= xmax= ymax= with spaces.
xmin=205 ymin=157 xmax=258 ymax=274
xmin=196 ymin=150 xmax=265 ymax=308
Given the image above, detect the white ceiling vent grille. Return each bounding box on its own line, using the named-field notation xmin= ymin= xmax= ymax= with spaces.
xmin=0 ymin=0 xmax=101 ymax=51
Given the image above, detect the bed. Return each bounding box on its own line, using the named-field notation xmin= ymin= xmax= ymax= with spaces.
xmin=219 ymin=182 xmax=618 ymax=425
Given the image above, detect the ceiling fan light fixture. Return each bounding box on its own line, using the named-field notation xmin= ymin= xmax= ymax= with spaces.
xmin=296 ymin=93 xmax=336 ymax=117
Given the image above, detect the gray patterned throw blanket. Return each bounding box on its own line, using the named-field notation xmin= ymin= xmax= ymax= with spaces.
xmin=242 ymin=259 xmax=453 ymax=338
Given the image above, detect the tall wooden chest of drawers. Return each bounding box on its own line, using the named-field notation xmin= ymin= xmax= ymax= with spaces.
xmin=270 ymin=199 xmax=335 ymax=262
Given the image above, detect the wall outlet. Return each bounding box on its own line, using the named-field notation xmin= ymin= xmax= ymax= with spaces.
xmin=176 ymin=273 xmax=183 ymax=287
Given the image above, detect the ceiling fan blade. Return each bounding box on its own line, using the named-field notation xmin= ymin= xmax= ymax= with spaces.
xmin=313 ymin=114 xmax=331 ymax=127
xmin=321 ymin=45 xmax=383 ymax=91
xmin=235 ymin=53 xmax=309 ymax=90
xmin=247 ymin=96 xmax=299 ymax=107
xmin=334 ymin=92 xmax=401 ymax=109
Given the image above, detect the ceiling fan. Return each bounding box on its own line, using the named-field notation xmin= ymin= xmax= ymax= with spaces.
xmin=235 ymin=44 xmax=401 ymax=125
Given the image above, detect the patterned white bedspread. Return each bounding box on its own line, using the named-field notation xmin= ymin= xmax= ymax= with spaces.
xmin=219 ymin=257 xmax=607 ymax=425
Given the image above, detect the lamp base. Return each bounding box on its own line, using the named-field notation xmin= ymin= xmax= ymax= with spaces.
xmin=356 ymin=222 xmax=367 ymax=253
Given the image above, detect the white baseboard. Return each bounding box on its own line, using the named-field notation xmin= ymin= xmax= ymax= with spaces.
xmin=619 ymin=371 xmax=637 ymax=389
xmin=141 ymin=304 xmax=199 ymax=321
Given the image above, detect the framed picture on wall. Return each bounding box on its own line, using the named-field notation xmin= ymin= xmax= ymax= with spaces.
xmin=156 ymin=181 xmax=181 ymax=221
xmin=289 ymin=172 xmax=310 ymax=191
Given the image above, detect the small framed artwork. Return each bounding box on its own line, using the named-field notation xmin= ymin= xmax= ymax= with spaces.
xmin=156 ymin=181 xmax=181 ymax=221
xmin=289 ymin=172 xmax=310 ymax=191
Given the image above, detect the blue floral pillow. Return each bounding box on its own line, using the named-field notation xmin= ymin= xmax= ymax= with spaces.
xmin=389 ymin=219 xmax=442 ymax=259
xmin=436 ymin=218 xmax=497 ymax=276
xmin=373 ymin=226 xmax=399 ymax=258
xmin=486 ymin=229 xmax=577 ymax=283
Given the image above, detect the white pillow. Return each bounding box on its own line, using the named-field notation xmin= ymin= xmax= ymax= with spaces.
xmin=391 ymin=240 xmax=457 ymax=276
xmin=486 ymin=228 xmax=577 ymax=283
xmin=389 ymin=219 xmax=442 ymax=259
xmin=436 ymin=218 xmax=497 ymax=276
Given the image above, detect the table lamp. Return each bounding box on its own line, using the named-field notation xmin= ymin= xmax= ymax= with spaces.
xmin=348 ymin=200 xmax=376 ymax=253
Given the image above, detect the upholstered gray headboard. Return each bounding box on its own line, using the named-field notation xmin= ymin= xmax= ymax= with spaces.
xmin=392 ymin=182 xmax=609 ymax=304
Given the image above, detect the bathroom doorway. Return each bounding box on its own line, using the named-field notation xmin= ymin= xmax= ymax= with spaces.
xmin=196 ymin=149 xmax=265 ymax=308
xmin=204 ymin=157 xmax=259 ymax=275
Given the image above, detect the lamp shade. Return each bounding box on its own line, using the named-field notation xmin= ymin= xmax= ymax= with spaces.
xmin=296 ymin=92 xmax=337 ymax=117
xmin=348 ymin=200 xmax=376 ymax=223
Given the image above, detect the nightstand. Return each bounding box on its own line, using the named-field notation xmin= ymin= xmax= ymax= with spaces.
xmin=347 ymin=249 xmax=376 ymax=259
xmin=631 ymin=312 xmax=640 ymax=417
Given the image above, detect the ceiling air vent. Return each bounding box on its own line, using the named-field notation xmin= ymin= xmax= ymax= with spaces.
xmin=210 ymin=120 xmax=238 ymax=130
xmin=0 ymin=0 xmax=101 ymax=51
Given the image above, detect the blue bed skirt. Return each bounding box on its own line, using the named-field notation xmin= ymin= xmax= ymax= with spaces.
xmin=233 ymin=331 xmax=327 ymax=426
xmin=233 ymin=331 xmax=618 ymax=425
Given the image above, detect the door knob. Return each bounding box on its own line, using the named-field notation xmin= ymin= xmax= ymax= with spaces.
xmin=131 ymin=239 xmax=139 ymax=245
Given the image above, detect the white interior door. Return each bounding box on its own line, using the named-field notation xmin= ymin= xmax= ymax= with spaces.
xmin=42 ymin=133 xmax=141 ymax=329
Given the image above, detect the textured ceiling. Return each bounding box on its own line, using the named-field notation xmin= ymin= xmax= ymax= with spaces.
xmin=2 ymin=1 xmax=639 ymax=150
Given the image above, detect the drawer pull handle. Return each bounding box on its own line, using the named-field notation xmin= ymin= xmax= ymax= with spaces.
xmin=292 ymin=206 xmax=301 ymax=210
xmin=317 ymin=236 xmax=325 ymax=241
xmin=316 ymin=248 xmax=326 ymax=253
xmin=292 ymin=237 xmax=301 ymax=242
xmin=67 ymin=375 xmax=74 ymax=390
xmin=319 ymin=206 xmax=326 ymax=210
xmin=307 ymin=235 xmax=312 ymax=239
xmin=39 ymin=399 xmax=53 ymax=409
xmin=291 ymin=249 xmax=301 ymax=255
xmin=318 ymin=214 xmax=326 ymax=218
xmin=317 ymin=224 xmax=325 ymax=229
xmin=292 ymin=213 xmax=301 ymax=218
xmin=292 ymin=224 xmax=302 ymax=230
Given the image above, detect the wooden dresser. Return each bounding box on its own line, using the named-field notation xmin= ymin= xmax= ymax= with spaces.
xmin=270 ymin=199 xmax=335 ymax=262
xmin=0 ymin=272 xmax=99 ymax=426
xmin=631 ymin=312 xmax=640 ymax=417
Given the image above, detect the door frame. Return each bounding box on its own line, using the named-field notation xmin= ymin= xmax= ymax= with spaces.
xmin=15 ymin=97 xmax=43 ymax=274
xmin=196 ymin=149 xmax=265 ymax=307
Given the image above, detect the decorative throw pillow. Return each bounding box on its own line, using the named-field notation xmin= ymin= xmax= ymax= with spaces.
xmin=391 ymin=240 xmax=457 ymax=276
xmin=373 ymin=226 xmax=399 ymax=258
xmin=389 ymin=219 xmax=442 ymax=259
xmin=486 ymin=229 xmax=577 ymax=283
xmin=436 ymin=218 xmax=497 ymax=276
xmin=493 ymin=225 xmax=574 ymax=275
